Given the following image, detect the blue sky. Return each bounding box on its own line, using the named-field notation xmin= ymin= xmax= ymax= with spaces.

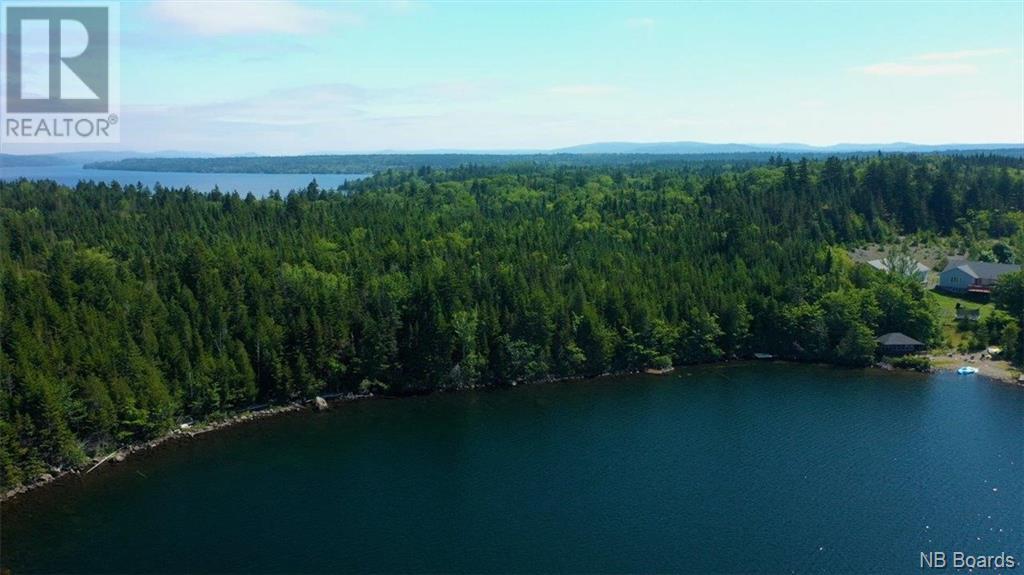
xmin=9 ymin=0 xmax=1024 ymax=153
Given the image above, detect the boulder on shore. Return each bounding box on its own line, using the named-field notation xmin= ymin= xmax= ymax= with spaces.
xmin=314 ymin=396 xmax=329 ymax=411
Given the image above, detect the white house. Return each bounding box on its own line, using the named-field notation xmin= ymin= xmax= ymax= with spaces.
xmin=866 ymin=259 xmax=930 ymax=283
xmin=938 ymin=260 xmax=1021 ymax=294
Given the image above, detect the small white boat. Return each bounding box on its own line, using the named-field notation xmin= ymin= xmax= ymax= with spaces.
xmin=957 ymin=366 xmax=979 ymax=375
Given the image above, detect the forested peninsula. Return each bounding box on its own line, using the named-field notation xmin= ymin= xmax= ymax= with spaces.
xmin=2 ymin=154 xmax=1024 ymax=490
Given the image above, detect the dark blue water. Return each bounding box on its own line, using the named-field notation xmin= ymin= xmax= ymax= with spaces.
xmin=0 ymin=165 xmax=366 ymax=196
xmin=2 ymin=364 xmax=1021 ymax=573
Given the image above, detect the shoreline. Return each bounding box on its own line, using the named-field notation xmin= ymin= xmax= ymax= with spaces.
xmin=928 ymin=353 xmax=1023 ymax=386
xmin=1 ymin=394 xmax=369 ymax=503
xmin=3 ymin=358 xmax=1020 ymax=504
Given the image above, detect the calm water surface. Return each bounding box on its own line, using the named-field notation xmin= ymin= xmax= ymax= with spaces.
xmin=0 ymin=165 xmax=366 ymax=196
xmin=2 ymin=364 xmax=1022 ymax=573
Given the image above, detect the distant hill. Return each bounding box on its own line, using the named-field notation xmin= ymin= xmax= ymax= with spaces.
xmin=51 ymin=150 xmax=219 ymax=164
xmin=84 ymin=153 xmax=719 ymax=174
xmin=0 ymin=153 xmax=73 ymax=167
xmin=1 ymin=150 xmax=219 ymax=168
xmin=0 ymin=141 xmax=1009 ymax=175
xmin=556 ymin=141 xmax=764 ymax=154
xmin=79 ymin=146 xmax=1023 ymax=175
xmin=554 ymin=141 xmax=1024 ymax=154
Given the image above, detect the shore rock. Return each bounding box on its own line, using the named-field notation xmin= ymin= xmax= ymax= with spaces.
xmin=315 ymin=396 xmax=329 ymax=411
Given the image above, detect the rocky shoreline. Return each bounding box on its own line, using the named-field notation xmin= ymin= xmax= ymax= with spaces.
xmin=1 ymin=393 xmax=369 ymax=503
xmin=5 ymin=358 xmax=1021 ymax=503
xmin=1 ymin=368 xmax=641 ymax=503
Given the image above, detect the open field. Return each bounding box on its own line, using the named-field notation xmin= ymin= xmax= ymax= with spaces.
xmin=927 ymin=290 xmax=996 ymax=349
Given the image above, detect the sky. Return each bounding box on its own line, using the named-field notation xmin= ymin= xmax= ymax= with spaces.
xmin=3 ymin=0 xmax=1023 ymax=154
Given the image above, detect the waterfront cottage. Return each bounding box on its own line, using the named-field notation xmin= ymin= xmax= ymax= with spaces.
xmin=938 ymin=260 xmax=1021 ymax=294
xmin=876 ymin=332 xmax=926 ymax=356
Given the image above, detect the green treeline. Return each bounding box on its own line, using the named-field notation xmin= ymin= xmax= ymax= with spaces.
xmin=1 ymin=154 xmax=1023 ymax=488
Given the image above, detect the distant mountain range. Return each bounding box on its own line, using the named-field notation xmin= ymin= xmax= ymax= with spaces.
xmin=249 ymin=141 xmax=1024 ymax=155
xmin=552 ymin=141 xmax=1024 ymax=154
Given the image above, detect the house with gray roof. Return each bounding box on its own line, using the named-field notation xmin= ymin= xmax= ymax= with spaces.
xmin=938 ymin=260 xmax=1021 ymax=294
xmin=876 ymin=332 xmax=926 ymax=356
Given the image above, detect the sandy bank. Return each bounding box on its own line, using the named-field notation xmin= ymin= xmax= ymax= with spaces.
xmin=930 ymin=353 xmax=1023 ymax=386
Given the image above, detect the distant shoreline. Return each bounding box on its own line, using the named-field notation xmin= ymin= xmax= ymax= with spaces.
xmin=73 ymin=147 xmax=1024 ymax=175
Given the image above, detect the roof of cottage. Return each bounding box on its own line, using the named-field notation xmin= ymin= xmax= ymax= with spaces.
xmin=875 ymin=332 xmax=926 ymax=347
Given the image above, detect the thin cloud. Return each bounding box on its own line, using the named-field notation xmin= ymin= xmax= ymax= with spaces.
xmin=548 ymin=84 xmax=619 ymax=96
xmin=384 ymin=0 xmax=427 ymax=13
xmin=625 ymin=17 xmax=655 ymax=31
xmin=913 ymin=48 xmax=1006 ymax=61
xmin=214 ymin=84 xmax=367 ymax=126
xmin=798 ymin=99 xmax=827 ymax=110
xmin=857 ymin=47 xmax=1005 ymax=77
xmin=148 ymin=1 xmax=357 ymax=36
xmin=857 ymin=62 xmax=977 ymax=77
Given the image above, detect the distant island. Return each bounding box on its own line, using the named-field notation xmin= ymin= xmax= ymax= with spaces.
xmin=0 ymin=153 xmax=73 ymax=168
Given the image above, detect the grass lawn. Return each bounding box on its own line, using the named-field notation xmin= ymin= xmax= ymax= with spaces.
xmin=927 ymin=290 xmax=995 ymax=349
